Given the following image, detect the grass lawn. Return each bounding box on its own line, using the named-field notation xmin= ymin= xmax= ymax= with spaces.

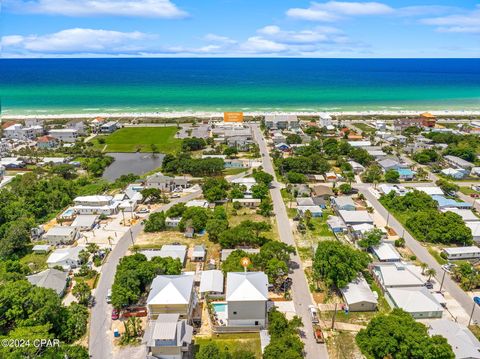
xmin=427 ymin=246 xmax=448 ymax=265
xmin=223 ymin=167 xmax=248 ymax=176
xmin=459 ymin=186 xmax=480 ymax=196
xmin=20 ymin=252 xmax=49 ymax=273
xmin=93 ymin=127 xmax=181 ymax=153
xmin=194 ymin=333 xmax=262 ymax=358
xmin=227 ymin=206 xmax=279 ymax=241
xmin=353 ymin=122 xmax=375 ymax=133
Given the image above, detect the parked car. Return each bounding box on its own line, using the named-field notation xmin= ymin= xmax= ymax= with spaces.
xmin=111 ymin=308 xmax=120 ymax=320
xmin=471 ymin=193 xmax=480 ymax=198
xmin=313 ymin=325 xmax=325 ymax=343
xmin=106 ymin=289 xmax=112 ymax=304
xmin=424 ymin=281 xmax=434 ymax=290
xmin=309 ymin=305 xmax=319 ymax=324
xmin=171 ymin=193 xmax=180 ymax=198
xmin=137 ymin=208 xmax=150 ymax=214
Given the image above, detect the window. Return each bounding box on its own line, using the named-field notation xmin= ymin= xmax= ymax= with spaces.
xmin=233 ymin=311 xmax=237 ymax=315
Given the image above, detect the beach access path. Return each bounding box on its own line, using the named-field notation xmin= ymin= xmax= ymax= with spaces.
xmin=252 ymin=124 xmax=329 ymax=359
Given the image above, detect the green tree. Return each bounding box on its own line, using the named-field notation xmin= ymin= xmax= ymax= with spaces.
xmin=338 ymin=183 xmax=352 ymax=194
xmin=356 ymin=309 xmax=454 ymax=359
xmin=144 ymin=212 xmax=166 ymax=232
xmin=313 ymin=240 xmax=370 ymax=289
xmin=253 ymin=170 xmax=274 ymax=186
xmin=223 ymin=146 xmax=238 ymax=157
xmin=362 ymin=165 xmax=383 ymax=183
xmin=286 ymin=134 xmax=302 ymax=145
xmin=258 ymin=197 xmax=273 ymax=217
xmin=72 ymin=281 xmax=91 ymax=305
xmin=141 ymin=188 xmax=163 ymax=204
xmin=251 ymin=183 xmax=269 ymax=200
xmin=286 ymin=171 xmax=307 ymax=184
xmin=384 ymin=169 xmax=400 ymax=183
xmin=206 ymin=218 xmax=229 ymax=242
xmin=62 ymin=303 xmax=89 ymax=341
xmin=435 ymin=179 xmax=459 ymax=194
xmin=358 ymin=228 xmax=383 ymax=249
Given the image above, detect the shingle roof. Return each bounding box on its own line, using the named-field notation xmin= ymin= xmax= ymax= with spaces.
xmin=27 ymin=269 xmax=68 ymax=295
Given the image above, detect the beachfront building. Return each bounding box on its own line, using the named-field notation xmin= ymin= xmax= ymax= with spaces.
xmin=3 ymin=123 xmax=43 ymax=140
xmin=143 ymin=313 xmax=193 ymax=359
xmin=43 ymin=226 xmax=79 ymax=245
xmin=145 ymin=172 xmax=190 ymax=192
xmin=147 ymin=274 xmax=195 ymax=320
xmin=100 ymin=121 xmax=120 ymax=133
xmin=264 ymin=115 xmax=299 ymax=130
xmin=48 ymin=129 xmax=79 ymax=143
xmin=226 ymin=272 xmax=269 ymax=327
xmin=341 ymin=275 xmax=378 ymax=312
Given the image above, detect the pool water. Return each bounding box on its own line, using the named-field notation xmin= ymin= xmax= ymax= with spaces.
xmin=212 ymin=303 xmax=227 ymax=313
xmin=61 ymin=208 xmax=75 ymax=217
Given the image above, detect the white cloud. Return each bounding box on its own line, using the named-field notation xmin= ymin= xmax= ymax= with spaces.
xmin=240 ymin=37 xmax=288 ymax=53
xmin=203 ymin=34 xmax=237 ymax=44
xmin=287 ymin=1 xmax=393 ymax=21
xmin=422 ymin=6 xmax=480 ymax=34
xmin=257 ymin=25 xmax=341 ymax=44
xmin=1 ymin=28 xmax=153 ymax=55
xmin=4 ymin=0 xmax=188 ymax=18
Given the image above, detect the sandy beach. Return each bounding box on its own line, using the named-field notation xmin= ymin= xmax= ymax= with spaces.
xmin=3 ymin=109 xmax=480 ymax=121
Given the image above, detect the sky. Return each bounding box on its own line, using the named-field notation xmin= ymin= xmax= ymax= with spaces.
xmin=1 ymin=0 xmax=479 ymax=58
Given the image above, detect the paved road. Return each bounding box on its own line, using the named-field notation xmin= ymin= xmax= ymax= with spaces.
xmin=252 ymin=125 xmax=329 ymax=359
xmin=359 ymin=187 xmax=480 ymax=324
xmin=89 ymin=190 xmax=202 ymax=359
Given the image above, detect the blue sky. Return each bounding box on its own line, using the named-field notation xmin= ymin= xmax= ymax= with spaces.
xmin=1 ymin=0 xmax=479 ymax=57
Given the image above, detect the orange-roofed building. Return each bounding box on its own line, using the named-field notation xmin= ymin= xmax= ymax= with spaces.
xmin=420 ymin=112 xmax=436 ymax=127
xmin=37 ymin=135 xmax=59 ymax=149
xmin=1 ymin=121 xmax=18 ymax=130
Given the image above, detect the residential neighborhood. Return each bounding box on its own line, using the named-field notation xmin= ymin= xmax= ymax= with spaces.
xmin=3 ymin=112 xmax=480 ymax=359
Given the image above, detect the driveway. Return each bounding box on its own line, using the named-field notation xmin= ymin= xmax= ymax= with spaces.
xmin=252 ymin=124 xmax=329 ymax=359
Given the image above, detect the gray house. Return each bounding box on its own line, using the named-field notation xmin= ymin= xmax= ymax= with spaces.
xmin=27 ymin=268 xmax=69 ymax=296
xmin=332 ymin=196 xmax=356 ymax=211
xmin=145 ymin=172 xmax=190 ymax=192
xmin=226 ymin=272 xmax=269 ymax=327
xmin=341 ymin=275 xmax=378 ymax=312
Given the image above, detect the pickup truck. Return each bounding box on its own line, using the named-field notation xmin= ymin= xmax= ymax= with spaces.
xmin=313 ymin=325 xmax=325 ymax=343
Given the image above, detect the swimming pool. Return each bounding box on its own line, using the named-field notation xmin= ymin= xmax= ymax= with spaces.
xmin=212 ymin=302 xmax=227 ymax=313
xmin=61 ymin=208 xmax=75 ymax=218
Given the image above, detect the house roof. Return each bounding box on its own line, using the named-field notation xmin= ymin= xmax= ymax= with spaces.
xmin=297 ymin=205 xmax=323 ymax=214
xmin=32 ymin=244 xmax=51 ymax=252
xmin=71 ymin=215 xmax=98 ymax=228
xmin=45 ymin=226 xmax=76 ymax=236
xmin=432 ymin=195 xmax=471 ymax=209
xmin=47 ymin=246 xmax=84 ymax=264
xmin=327 ymin=215 xmax=346 ymax=229
xmin=312 ymin=185 xmax=334 ymax=197
xmin=143 ymin=313 xmax=193 ymax=348
xmin=428 ymin=320 xmax=480 ymax=359
xmin=341 ymin=275 xmax=378 ymax=306
xmin=199 ymin=270 xmax=224 ymax=293
xmin=372 ymin=243 xmax=401 ymax=261
xmin=466 ymin=222 xmax=480 ymax=236
xmin=147 ymin=275 xmax=194 ymax=305
xmin=378 ymin=158 xmax=399 ymax=169
xmin=27 ymin=269 xmax=68 ymax=295
xmin=141 ymin=245 xmax=187 ymax=262
xmin=74 ymin=195 xmax=113 ymax=203
xmin=375 ymin=263 xmax=424 ymax=287
xmin=338 ymin=210 xmax=373 ymax=224
xmin=192 ymin=245 xmax=206 ymax=257
xmin=333 ymin=196 xmax=355 ymax=208
xmin=226 ymin=272 xmax=269 ymax=301
xmin=351 ymin=223 xmax=375 ymax=233
xmin=387 ymin=286 xmax=443 ymax=314
xmin=415 ymin=186 xmax=444 ymax=196
xmin=443 ymin=246 xmax=480 ymax=256
xmin=296 ymin=197 xmax=315 ymax=206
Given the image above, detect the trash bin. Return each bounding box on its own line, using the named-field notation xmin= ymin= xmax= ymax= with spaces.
xmin=114 ymin=329 xmax=120 ymax=338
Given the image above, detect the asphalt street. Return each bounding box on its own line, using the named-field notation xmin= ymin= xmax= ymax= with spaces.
xmin=252 ymin=124 xmax=329 ymax=359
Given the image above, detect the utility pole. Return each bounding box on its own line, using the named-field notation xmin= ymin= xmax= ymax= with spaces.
xmin=331 ymin=303 xmax=338 ymax=330
xmin=439 ymin=269 xmax=447 ymax=292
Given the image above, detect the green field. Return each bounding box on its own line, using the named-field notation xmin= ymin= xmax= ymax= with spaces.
xmin=94 ymin=127 xmax=181 ymax=153
xmin=194 ymin=333 xmax=262 ymax=358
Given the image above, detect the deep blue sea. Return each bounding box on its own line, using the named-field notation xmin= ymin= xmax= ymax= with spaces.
xmin=1 ymin=58 xmax=480 ymax=114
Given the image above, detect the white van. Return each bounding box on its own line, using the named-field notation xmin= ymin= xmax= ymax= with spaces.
xmin=106 ymin=289 xmax=112 ymax=304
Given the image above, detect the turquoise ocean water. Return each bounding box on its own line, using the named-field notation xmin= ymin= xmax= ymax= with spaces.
xmin=1 ymin=58 xmax=479 ymax=115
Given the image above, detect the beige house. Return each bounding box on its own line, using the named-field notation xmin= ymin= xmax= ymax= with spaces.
xmin=147 ymin=275 xmax=195 ymax=320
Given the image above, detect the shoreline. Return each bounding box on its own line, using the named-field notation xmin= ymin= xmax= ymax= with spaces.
xmin=3 ymin=109 xmax=480 ymax=120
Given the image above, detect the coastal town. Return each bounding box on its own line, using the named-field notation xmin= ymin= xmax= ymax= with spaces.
xmin=4 ymin=111 xmax=480 ymax=359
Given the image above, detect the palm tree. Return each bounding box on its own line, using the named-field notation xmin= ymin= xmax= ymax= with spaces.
xmin=426 ymin=268 xmax=437 ymax=282
xmin=420 ymin=262 xmax=428 ymax=275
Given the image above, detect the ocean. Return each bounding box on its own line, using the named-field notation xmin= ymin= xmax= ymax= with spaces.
xmin=1 ymin=58 xmax=480 ymax=115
